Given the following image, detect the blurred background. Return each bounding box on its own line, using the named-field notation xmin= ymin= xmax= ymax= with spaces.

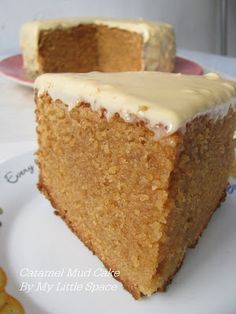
xmin=0 ymin=0 xmax=236 ymax=57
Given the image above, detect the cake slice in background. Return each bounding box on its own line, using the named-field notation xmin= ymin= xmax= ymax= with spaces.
xmin=34 ymin=71 xmax=236 ymax=299
xmin=20 ymin=17 xmax=175 ymax=79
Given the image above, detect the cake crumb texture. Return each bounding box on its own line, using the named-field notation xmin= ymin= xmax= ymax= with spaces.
xmin=36 ymin=93 xmax=236 ymax=298
xmin=38 ymin=25 xmax=144 ymax=74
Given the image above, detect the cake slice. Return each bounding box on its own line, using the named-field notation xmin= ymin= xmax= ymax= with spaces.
xmin=20 ymin=17 xmax=175 ymax=79
xmin=34 ymin=71 xmax=236 ymax=299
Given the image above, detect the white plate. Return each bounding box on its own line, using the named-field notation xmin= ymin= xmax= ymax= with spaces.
xmin=0 ymin=152 xmax=236 ymax=314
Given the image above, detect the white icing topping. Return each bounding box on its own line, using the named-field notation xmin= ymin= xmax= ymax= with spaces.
xmin=20 ymin=17 xmax=175 ymax=74
xmin=34 ymin=71 xmax=236 ymax=138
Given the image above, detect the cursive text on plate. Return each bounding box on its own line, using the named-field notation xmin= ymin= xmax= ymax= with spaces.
xmin=4 ymin=165 xmax=34 ymax=184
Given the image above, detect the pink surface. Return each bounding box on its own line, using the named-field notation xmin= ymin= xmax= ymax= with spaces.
xmin=0 ymin=54 xmax=32 ymax=87
xmin=174 ymin=56 xmax=203 ymax=75
xmin=0 ymin=54 xmax=204 ymax=87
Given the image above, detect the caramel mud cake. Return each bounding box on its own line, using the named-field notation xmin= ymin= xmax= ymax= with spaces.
xmin=20 ymin=17 xmax=175 ymax=79
xmin=35 ymin=71 xmax=236 ymax=299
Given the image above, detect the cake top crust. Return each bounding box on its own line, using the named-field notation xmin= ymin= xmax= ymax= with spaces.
xmin=35 ymin=71 xmax=236 ymax=136
xmin=20 ymin=17 xmax=173 ymax=43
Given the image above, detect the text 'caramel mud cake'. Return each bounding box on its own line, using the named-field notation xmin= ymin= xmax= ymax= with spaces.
xmin=34 ymin=71 xmax=236 ymax=299
xmin=20 ymin=17 xmax=175 ymax=79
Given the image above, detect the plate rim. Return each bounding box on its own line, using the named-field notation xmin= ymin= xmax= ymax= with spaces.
xmin=0 ymin=54 xmax=204 ymax=89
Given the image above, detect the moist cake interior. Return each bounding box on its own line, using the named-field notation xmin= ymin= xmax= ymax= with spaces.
xmin=36 ymin=98 xmax=236 ymax=298
xmin=38 ymin=24 xmax=143 ymax=73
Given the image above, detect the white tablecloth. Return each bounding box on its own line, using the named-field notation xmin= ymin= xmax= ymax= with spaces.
xmin=0 ymin=48 xmax=236 ymax=162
